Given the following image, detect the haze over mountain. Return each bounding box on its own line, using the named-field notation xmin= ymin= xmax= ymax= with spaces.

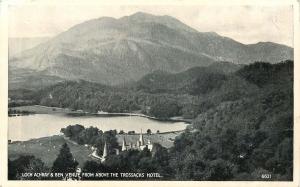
xmin=9 ymin=12 xmax=293 ymax=88
xmin=9 ymin=37 xmax=51 ymax=56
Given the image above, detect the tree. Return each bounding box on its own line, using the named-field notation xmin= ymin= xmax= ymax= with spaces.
xmin=8 ymin=156 xmax=47 ymax=180
xmin=61 ymin=124 xmax=85 ymax=140
xmin=177 ymin=153 xmax=207 ymax=180
xmin=8 ymin=159 xmax=16 ymax=180
xmin=152 ymin=143 xmax=173 ymax=179
xmin=128 ymin=131 xmax=135 ymax=134
xmin=22 ymin=157 xmax=47 ymax=180
xmin=52 ymin=143 xmax=78 ymax=174
xmin=207 ymin=159 xmax=234 ymax=180
xmin=149 ymin=99 xmax=181 ymax=119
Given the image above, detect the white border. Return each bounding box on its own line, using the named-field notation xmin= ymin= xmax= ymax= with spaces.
xmin=0 ymin=0 xmax=299 ymax=187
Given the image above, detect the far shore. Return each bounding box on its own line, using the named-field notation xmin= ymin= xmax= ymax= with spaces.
xmin=9 ymin=128 xmax=185 ymax=148
xmin=9 ymin=105 xmax=193 ymax=123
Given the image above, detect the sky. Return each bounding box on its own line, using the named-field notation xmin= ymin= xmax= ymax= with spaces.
xmin=8 ymin=4 xmax=294 ymax=46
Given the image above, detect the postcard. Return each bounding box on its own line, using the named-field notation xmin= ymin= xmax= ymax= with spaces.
xmin=0 ymin=0 xmax=299 ymax=186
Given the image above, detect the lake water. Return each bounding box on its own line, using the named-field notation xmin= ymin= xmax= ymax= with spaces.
xmin=8 ymin=114 xmax=188 ymax=141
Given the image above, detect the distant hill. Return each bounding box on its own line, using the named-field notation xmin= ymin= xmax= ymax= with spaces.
xmin=135 ymin=61 xmax=243 ymax=94
xmin=9 ymin=12 xmax=293 ymax=89
xmin=236 ymin=60 xmax=293 ymax=87
xmin=8 ymin=66 xmax=64 ymax=90
xmin=9 ymin=37 xmax=50 ymax=56
xmin=10 ymin=60 xmax=292 ymax=119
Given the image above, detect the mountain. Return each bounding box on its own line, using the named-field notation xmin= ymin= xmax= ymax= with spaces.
xmin=9 ymin=12 xmax=293 ymax=88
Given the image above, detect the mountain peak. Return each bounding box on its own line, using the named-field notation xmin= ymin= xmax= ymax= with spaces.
xmin=130 ymin=11 xmax=156 ymax=18
xmin=120 ymin=12 xmax=198 ymax=33
xmin=9 ymin=12 xmax=293 ymax=89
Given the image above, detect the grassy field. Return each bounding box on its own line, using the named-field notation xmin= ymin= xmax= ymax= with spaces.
xmin=8 ymin=135 xmax=93 ymax=168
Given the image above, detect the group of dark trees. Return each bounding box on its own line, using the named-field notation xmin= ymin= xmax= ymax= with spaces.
xmin=9 ymin=155 xmax=47 ymax=180
xmin=8 ymin=60 xmax=294 ymax=180
xmin=8 ymin=109 xmax=35 ymax=116
xmin=81 ymin=143 xmax=171 ymax=180
xmin=61 ymin=125 xmax=119 ymax=156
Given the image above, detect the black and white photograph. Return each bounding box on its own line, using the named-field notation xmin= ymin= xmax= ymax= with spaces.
xmin=5 ymin=1 xmax=295 ymax=182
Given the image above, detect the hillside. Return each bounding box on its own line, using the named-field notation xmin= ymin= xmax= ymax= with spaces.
xmin=8 ymin=60 xmax=293 ymax=180
xmin=9 ymin=12 xmax=293 ymax=89
xmin=135 ymin=61 xmax=243 ymax=94
xmin=169 ymin=60 xmax=293 ymax=180
xmin=8 ymin=135 xmax=93 ymax=168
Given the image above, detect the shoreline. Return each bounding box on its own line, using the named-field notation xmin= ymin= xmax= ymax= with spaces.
xmin=9 ymin=105 xmax=193 ymax=123
xmin=9 ymin=129 xmax=185 ymax=147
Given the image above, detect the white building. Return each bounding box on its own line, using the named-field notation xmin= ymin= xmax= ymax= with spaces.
xmin=123 ymin=129 xmax=153 ymax=151
xmin=91 ymin=130 xmax=153 ymax=162
xmin=91 ymin=142 xmax=108 ymax=163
